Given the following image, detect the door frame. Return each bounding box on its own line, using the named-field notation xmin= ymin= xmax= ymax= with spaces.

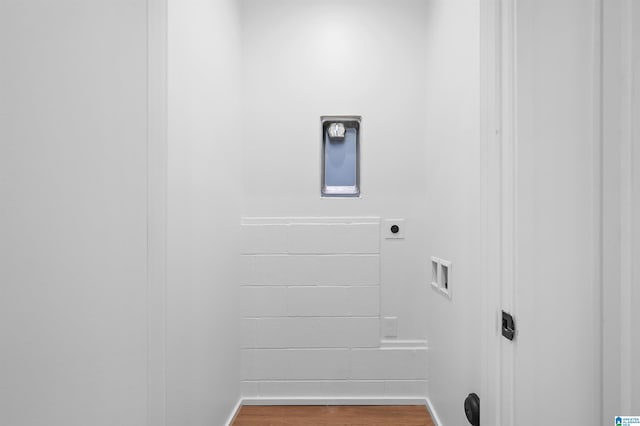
xmin=480 ymin=1 xmax=606 ymax=425
xmin=479 ymin=1 xmax=516 ymax=424
xmin=602 ymin=0 xmax=638 ymax=421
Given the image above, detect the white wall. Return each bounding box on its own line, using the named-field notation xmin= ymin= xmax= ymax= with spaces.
xmin=0 ymin=1 xmax=149 ymax=425
xmin=167 ymin=0 xmax=242 ymax=424
xmin=239 ymin=0 xmax=431 ymax=400
xmin=422 ymin=0 xmax=482 ymax=425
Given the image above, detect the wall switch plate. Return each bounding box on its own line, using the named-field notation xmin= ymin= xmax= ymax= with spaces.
xmin=383 ymin=219 xmax=405 ymax=239
xmin=382 ymin=316 xmax=398 ymax=338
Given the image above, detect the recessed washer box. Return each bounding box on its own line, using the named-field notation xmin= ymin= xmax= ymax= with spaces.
xmin=321 ymin=116 xmax=361 ymax=198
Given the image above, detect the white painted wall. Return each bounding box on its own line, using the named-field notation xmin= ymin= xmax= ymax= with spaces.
xmin=0 ymin=1 xmax=149 ymax=425
xmin=421 ymin=0 xmax=482 ymax=425
xmin=239 ymin=0 xmax=432 ymax=400
xmin=7 ymin=2 xmax=631 ymax=425
xmin=167 ymin=0 xmax=242 ymax=424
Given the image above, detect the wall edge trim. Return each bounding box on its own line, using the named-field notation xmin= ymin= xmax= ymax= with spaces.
xmin=225 ymin=397 xmax=244 ymax=426
xmin=425 ymin=396 xmax=444 ymax=426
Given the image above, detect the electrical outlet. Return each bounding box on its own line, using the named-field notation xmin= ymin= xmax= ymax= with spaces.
xmin=384 ymin=219 xmax=405 ymax=239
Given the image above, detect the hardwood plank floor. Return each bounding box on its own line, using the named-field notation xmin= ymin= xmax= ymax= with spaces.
xmin=231 ymin=405 xmax=435 ymax=426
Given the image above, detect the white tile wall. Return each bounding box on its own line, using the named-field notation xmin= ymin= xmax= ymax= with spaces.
xmin=242 ymin=349 xmax=350 ymax=380
xmin=286 ymin=286 xmax=379 ymax=316
xmin=240 ymin=219 xmax=381 ymax=255
xmin=257 ymin=380 xmax=386 ymax=397
xmin=240 ymin=286 xmax=287 ymax=317
xmin=287 ymin=223 xmax=380 ymax=254
xmin=286 ymin=286 xmax=350 ymax=316
xmin=240 ymin=319 xmax=257 ymax=348
xmin=241 ymin=255 xmax=380 ymax=286
xmin=252 ymin=317 xmax=379 ymax=348
xmin=383 ymin=380 xmax=429 ymax=397
xmin=347 ymin=286 xmax=379 ymax=316
xmin=241 ymin=224 xmax=289 ymax=254
xmin=240 ymin=380 xmax=428 ymax=398
xmin=349 ymin=348 xmax=428 ymax=380
xmin=239 ymin=218 xmax=427 ymax=399
xmin=241 ymin=381 xmax=260 ymax=398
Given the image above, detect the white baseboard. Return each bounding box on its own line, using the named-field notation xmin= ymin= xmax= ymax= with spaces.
xmin=241 ymin=397 xmax=428 ymax=406
xmin=380 ymin=339 xmax=428 ymax=349
xmin=225 ymin=398 xmax=243 ymax=426
xmin=228 ymin=397 xmax=443 ymax=426
xmin=425 ymin=397 xmax=443 ymax=426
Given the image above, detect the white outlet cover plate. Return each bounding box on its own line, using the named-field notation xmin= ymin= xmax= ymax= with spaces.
xmin=382 ymin=316 xmax=398 ymax=338
xmin=383 ymin=219 xmax=405 ymax=239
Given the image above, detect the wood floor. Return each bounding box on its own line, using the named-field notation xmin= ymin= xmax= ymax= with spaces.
xmin=231 ymin=405 xmax=435 ymax=426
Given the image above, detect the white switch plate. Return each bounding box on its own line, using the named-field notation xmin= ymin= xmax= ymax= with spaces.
xmin=383 ymin=219 xmax=405 ymax=239
xmin=382 ymin=316 xmax=398 ymax=338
